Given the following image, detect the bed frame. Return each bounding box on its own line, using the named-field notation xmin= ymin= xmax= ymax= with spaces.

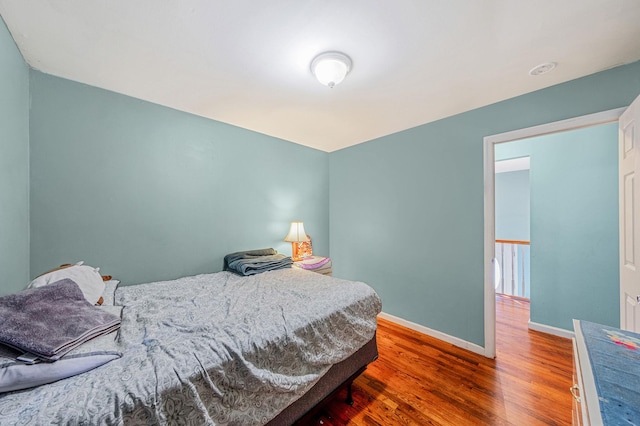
xmin=267 ymin=333 xmax=378 ymax=425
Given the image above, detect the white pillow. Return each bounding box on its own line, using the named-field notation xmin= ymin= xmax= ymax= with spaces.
xmin=28 ymin=262 xmax=105 ymax=305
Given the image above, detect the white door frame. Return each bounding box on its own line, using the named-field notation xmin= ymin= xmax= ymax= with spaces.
xmin=482 ymin=107 xmax=625 ymax=358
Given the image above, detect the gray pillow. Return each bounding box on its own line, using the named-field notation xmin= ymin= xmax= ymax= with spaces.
xmin=0 ymin=306 xmax=123 ymax=393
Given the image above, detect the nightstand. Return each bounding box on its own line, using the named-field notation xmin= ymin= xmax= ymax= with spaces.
xmin=292 ymin=256 xmax=332 ymax=276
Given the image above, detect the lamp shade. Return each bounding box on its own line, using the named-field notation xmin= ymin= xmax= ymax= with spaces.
xmin=311 ymin=52 xmax=352 ymax=88
xmin=284 ymin=222 xmax=310 ymax=242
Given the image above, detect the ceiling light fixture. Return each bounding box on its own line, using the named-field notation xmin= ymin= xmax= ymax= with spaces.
xmin=529 ymin=62 xmax=557 ymax=76
xmin=311 ymin=51 xmax=352 ymax=88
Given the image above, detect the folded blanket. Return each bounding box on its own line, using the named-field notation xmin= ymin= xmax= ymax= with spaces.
xmin=294 ymin=256 xmax=331 ymax=270
xmin=0 ymin=279 xmax=121 ymax=361
xmin=224 ymin=248 xmax=293 ymax=276
xmin=0 ymin=316 xmax=122 ymax=393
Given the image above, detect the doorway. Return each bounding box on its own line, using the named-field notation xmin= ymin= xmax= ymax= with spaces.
xmin=494 ymin=156 xmax=530 ymax=300
xmin=483 ymin=108 xmax=625 ymax=358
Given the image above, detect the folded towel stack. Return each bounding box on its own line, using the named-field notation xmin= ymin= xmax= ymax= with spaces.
xmin=0 ymin=279 xmax=121 ymax=362
xmin=293 ymin=256 xmax=333 ymax=276
xmin=224 ymin=248 xmax=293 ymax=276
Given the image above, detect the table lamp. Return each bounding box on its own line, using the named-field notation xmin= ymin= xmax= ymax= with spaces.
xmin=284 ymin=222 xmax=310 ymax=261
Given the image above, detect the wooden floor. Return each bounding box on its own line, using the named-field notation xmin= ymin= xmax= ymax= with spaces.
xmin=310 ymin=295 xmax=573 ymax=425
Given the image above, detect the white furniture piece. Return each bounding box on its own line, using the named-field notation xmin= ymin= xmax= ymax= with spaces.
xmin=572 ymin=319 xmax=602 ymax=425
xmin=572 ymin=319 xmax=640 ymax=426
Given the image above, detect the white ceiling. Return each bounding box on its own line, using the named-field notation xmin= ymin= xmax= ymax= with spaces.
xmin=1 ymin=1 xmax=640 ymax=152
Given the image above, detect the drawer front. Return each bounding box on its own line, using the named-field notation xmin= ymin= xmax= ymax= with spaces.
xmin=572 ymin=338 xmax=588 ymax=426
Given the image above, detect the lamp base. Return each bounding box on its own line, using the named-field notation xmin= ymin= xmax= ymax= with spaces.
xmin=291 ymin=239 xmax=312 ymax=262
xmin=291 ymin=242 xmax=303 ymax=262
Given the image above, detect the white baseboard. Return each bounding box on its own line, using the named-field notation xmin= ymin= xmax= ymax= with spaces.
xmin=528 ymin=320 xmax=574 ymax=339
xmin=378 ymin=312 xmax=489 ymax=357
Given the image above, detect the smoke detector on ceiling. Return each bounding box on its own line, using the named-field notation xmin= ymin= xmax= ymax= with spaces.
xmin=529 ymin=62 xmax=557 ymax=76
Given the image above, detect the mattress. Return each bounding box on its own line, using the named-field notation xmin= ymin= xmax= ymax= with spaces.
xmin=0 ymin=268 xmax=381 ymax=425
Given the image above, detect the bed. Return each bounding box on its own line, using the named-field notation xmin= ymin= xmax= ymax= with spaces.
xmin=0 ymin=267 xmax=381 ymax=425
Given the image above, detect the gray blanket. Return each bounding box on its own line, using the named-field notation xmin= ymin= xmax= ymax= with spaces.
xmin=224 ymin=248 xmax=293 ymax=275
xmin=0 ymin=279 xmax=121 ymax=361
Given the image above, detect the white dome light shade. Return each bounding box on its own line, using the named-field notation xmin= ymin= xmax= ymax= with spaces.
xmin=311 ymin=52 xmax=352 ymax=88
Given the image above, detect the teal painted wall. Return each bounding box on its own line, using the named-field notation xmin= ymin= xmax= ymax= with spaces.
xmin=29 ymin=71 xmax=329 ymax=285
xmin=495 ymin=170 xmax=530 ymax=241
xmin=507 ymin=124 xmax=618 ymax=330
xmin=0 ymin=17 xmax=30 ymax=296
xmin=496 ymin=123 xmax=619 ymax=325
xmin=330 ymin=61 xmax=640 ymax=346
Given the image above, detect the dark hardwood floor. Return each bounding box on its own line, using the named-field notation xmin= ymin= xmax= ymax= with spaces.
xmin=308 ymin=294 xmax=573 ymax=425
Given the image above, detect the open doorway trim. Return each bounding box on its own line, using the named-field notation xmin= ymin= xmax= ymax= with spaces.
xmin=482 ymin=107 xmax=625 ymax=358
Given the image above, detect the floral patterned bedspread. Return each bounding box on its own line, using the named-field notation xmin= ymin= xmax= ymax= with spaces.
xmin=0 ymin=268 xmax=381 ymax=425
